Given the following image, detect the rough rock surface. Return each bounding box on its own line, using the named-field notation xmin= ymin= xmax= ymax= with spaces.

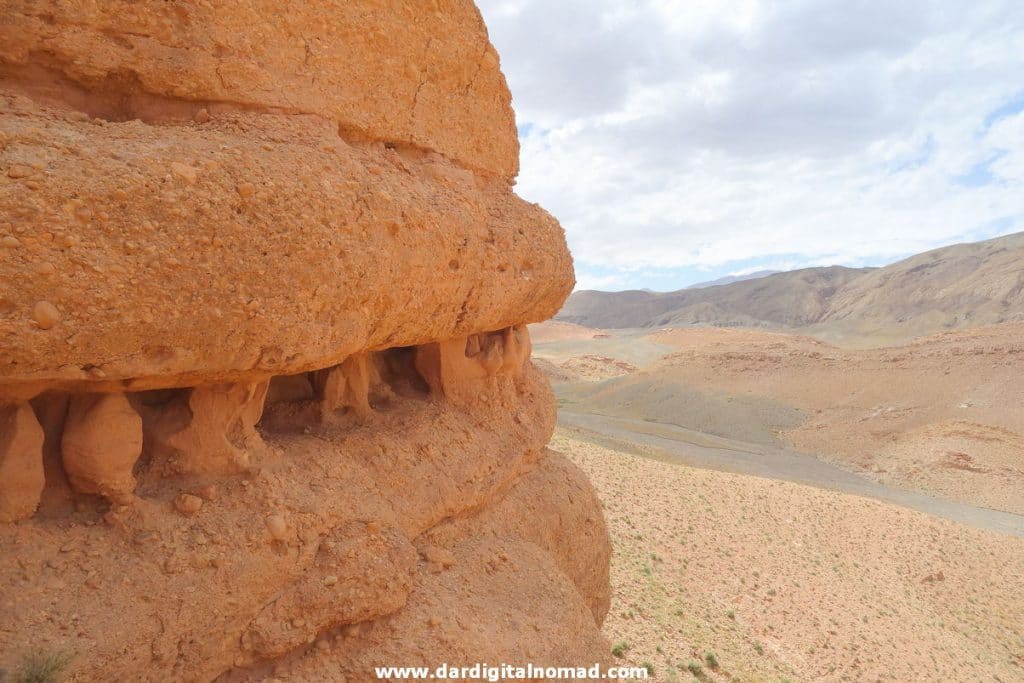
xmin=0 ymin=2 xmax=610 ymax=681
xmin=0 ymin=94 xmax=571 ymax=395
xmin=0 ymin=0 xmax=518 ymax=179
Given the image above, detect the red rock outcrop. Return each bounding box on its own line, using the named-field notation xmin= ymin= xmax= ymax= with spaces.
xmin=0 ymin=2 xmax=610 ymax=681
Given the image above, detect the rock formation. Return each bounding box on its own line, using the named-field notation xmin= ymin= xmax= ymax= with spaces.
xmin=0 ymin=1 xmax=610 ymax=680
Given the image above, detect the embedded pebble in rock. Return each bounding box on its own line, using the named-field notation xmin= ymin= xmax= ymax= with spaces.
xmin=266 ymin=514 xmax=289 ymax=541
xmin=197 ymin=485 xmax=218 ymax=501
xmin=421 ymin=545 xmax=456 ymax=569
xmin=32 ymin=301 xmax=61 ymax=330
xmin=132 ymin=531 xmax=158 ymax=545
xmin=169 ymin=162 xmax=198 ymax=185
xmin=6 ymin=164 xmax=33 ymax=178
xmin=174 ymin=494 xmax=204 ymax=515
xmin=1 ymin=235 xmax=20 ymax=248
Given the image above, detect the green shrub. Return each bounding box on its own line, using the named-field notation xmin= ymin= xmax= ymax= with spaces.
xmin=15 ymin=649 xmax=72 ymax=683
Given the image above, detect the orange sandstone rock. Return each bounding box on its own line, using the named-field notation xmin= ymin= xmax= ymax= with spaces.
xmin=0 ymin=99 xmax=571 ymax=396
xmin=61 ymin=392 xmax=143 ymax=504
xmin=0 ymin=0 xmax=518 ymax=179
xmin=0 ymin=402 xmax=45 ymax=522
xmin=0 ymin=2 xmax=608 ymax=681
xmin=145 ymin=382 xmax=269 ymax=476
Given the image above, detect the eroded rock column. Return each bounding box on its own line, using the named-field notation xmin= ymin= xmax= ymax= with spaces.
xmin=148 ymin=382 xmax=269 ymax=476
xmin=313 ymin=354 xmax=374 ymax=422
xmin=62 ymin=393 xmax=143 ymax=504
xmin=416 ymin=325 xmax=532 ymax=403
xmin=0 ymin=402 xmax=45 ymax=522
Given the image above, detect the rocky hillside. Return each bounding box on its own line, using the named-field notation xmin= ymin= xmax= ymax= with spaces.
xmin=561 ymin=266 xmax=867 ymax=328
xmin=559 ymin=232 xmax=1024 ymax=336
xmin=825 ymin=231 xmax=1024 ymax=330
xmin=0 ymin=2 xmax=610 ymax=681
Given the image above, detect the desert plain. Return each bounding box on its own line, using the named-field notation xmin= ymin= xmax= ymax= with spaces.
xmin=534 ymin=319 xmax=1024 ymax=682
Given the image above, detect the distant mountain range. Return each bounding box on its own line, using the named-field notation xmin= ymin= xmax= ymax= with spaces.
xmin=686 ymin=270 xmax=781 ymax=289
xmin=558 ymin=232 xmax=1024 ymax=339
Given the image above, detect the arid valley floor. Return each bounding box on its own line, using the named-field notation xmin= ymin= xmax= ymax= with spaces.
xmin=533 ymin=321 xmax=1024 ymax=682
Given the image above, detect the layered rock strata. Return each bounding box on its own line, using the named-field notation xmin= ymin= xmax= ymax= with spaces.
xmin=0 ymin=1 xmax=610 ymax=680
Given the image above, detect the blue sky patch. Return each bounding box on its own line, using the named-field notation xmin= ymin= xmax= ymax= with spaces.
xmin=980 ymin=91 xmax=1024 ymax=134
xmin=953 ymin=150 xmax=1008 ymax=188
xmin=889 ymin=134 xmax=936 ymax=174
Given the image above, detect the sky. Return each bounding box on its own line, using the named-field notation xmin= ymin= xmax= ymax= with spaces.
xmin=476 ymin=0 xmax=1024 ymax=292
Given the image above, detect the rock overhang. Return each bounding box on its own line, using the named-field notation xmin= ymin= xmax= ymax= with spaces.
xmin=0 ymin=98 xmax=573 ymax=396
xmin=0 ymin=3 xmax=608 ymax=680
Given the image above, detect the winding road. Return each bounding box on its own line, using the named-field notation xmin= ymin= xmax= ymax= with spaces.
xmin=559 ymin=409 xmax=1024 ymax=538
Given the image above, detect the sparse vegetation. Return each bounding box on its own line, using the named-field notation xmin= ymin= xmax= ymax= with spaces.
xmin=14 ymin=649 xmax=72 ymax=683
xmin=642 ymin=661 xmax=655 ymax=676
xmin=611 ymin=641 xmax=629 ymax=658
xmin=553 ymin=421 xmax=1024 ymax=683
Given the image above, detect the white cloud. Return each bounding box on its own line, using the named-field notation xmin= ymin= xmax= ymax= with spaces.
xmin=479 ymin=0 xmax=1024 ymax=290
xmin=573 ymin=271 xmax=631 ymax=292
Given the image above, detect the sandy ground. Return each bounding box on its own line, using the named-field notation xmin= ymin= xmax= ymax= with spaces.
xmin=528 ymin=320 xmax=611 ymax=344
xmin=536 ymin=322 xmax=1024 ymax=680
xmin=547 ymin=324 xmax=1024 ymax=516
xmin=530 ymin=324 xmax=663 ymax=382
xmin=557 ymin=411 xmax=1024 ymax=537
xmin=531 ymin=323 xmax=672 ymax=371
xmin=554 ymin=429 xmax=1024 ymax=682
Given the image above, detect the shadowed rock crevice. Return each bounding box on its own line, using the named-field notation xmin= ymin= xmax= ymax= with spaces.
xmin=2 ymin=330 xmax=538 ymax=517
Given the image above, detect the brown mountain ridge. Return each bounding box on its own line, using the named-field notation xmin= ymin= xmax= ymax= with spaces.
xmin=558 ymin=231 xmax=1024 ymax=342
